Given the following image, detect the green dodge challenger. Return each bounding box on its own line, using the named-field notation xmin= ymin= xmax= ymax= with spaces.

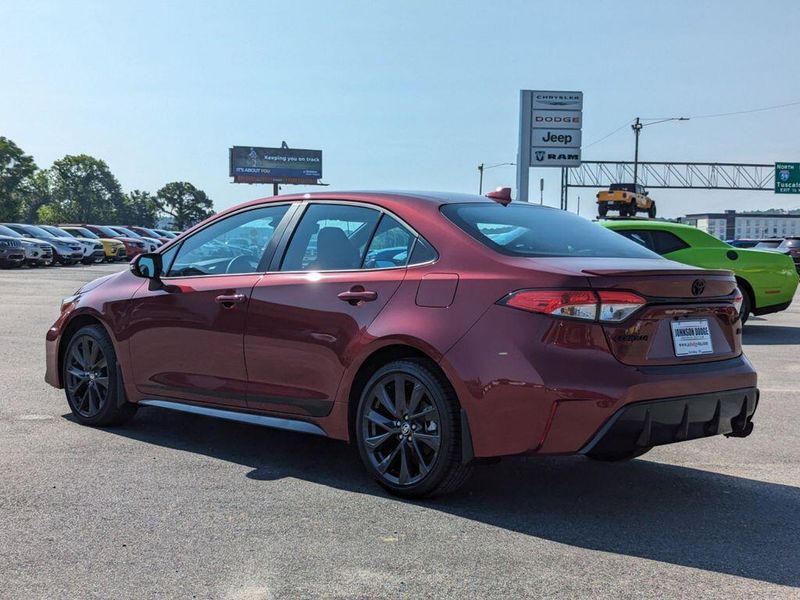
xmin=602 ymin=220 xmax=798 ymax=323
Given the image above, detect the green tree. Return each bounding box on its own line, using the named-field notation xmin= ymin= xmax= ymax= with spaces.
xmin=20 ymin=169 xmax=54 ymax=223
xmin=156 ymin=181 xmax=214 ymax=229
xmin=0 ymin=137 xmax=37 ymax=221
xmin=117 ymin=189 xmax=160 ymax=227
xmin=49 ymin=154 xmax=122 ymax=224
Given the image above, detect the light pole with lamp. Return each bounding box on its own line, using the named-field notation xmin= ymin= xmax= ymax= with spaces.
xmin=632 ymin=116 xmax=689 ymax=185
xmin=478 ymin=162 xmax=516 ymax=194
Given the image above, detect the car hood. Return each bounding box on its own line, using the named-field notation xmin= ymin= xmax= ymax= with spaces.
xmin=78 ymin=270 xmax=126 ymax=294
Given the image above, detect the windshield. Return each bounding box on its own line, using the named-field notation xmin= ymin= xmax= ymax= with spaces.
xmin=0 ymin=225 xmax=22 ymax=237
xmin=94 ymin=225 xmax=121 ymax=237
xmin=69 ymin=227 xmax=99 ymax=239
xmin=136 ymin=227 xmax=160 ymax=237
xmin=18 ymin=224 xmax=55 ymax=238
xmin=441 ymin=203 xmax=659 ymax=259
xmin=113 ymin=227 xmax=142 ymax=238
xmin=40 ymin=225 xmax=68 ymax=237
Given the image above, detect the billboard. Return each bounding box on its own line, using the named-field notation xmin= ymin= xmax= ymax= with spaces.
xmin=229 ymin=146 xmax=322 ymax=183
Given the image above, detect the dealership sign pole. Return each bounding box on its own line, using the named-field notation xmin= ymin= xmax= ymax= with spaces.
xmin=516 ymin=90 xmax=583 ymax=204
xmin=229 ymin=143 xmax=324 ymax=195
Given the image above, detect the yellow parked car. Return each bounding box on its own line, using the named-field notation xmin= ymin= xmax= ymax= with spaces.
xmin=60 ymin=226 xmax=127 ymax=261
xmin=597 ymin=183 xmax=656 ymax=218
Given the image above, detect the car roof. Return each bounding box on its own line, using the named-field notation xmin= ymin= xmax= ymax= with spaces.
xmin=230 ymin=190 xmax=500 ymax=211
xmin=600 ymin=219 xmax=701 ymax=232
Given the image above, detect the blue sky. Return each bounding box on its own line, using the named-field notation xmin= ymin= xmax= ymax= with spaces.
xmin=2 ymin=0 xmax=799 ymax=218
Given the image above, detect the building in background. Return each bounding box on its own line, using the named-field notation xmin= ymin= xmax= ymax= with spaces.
xmin=680 ymin=210 xmax=800 ymax=241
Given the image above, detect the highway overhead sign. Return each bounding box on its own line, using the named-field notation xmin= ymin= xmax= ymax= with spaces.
xmin=775 ymin=163 xmax=800 ymax=194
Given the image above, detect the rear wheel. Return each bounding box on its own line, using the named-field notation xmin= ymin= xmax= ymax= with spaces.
xmin=586 ymin=447 xmax=651 ymax=462
xmin=62 ymin=324 xmax=137 ymax=427
xmin=739 ymin=285 xmax=752 ymax=325
xmin=356 ymin=360 xmax=471 ymax=498
xmin=647 ymin=202 xmax=657 ymax=218
xmin=598 ymin=203 xmax=608 ymax=217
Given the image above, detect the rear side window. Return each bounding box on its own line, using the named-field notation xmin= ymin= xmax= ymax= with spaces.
xmin=363 ymin=214 xmax=414 ymax=269
xmin=617 ymin=229 xmax=689 ymax=255
xmin=281 ymin=203 xmax=381 ymax=271
xmin=441 ymin=203 xmax=658 ymax=259
xmin=780 ymin=239 xmax=800 ymax=248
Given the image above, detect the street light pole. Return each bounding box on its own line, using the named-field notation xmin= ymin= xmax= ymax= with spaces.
xmin=632 ymin=117 xmax=643 ymax=186
xmin=631 ymin=116 xmax=689 ymax=187
xmin=477 ymin=162 xmax=515 ymax=194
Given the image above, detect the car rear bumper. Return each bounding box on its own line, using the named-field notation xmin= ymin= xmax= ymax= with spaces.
xmin=580 ymin=387 xmax=758 ymax=455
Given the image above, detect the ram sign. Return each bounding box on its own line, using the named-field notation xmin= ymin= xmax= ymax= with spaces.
xmin=229 ymin=146 xmax=322 ymax=184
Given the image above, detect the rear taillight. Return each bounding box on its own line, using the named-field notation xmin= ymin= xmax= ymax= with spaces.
xmin=597 ymin=290 xmax=646 ymax=322
xmin=732 ymin=288 xmax=744 ymax=314
xmin=500 ymin=289 xmax=646 ymax=323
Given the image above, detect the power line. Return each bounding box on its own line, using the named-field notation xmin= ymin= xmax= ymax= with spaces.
xmin=645 ymin=99 xmax=800 ymax=121
xmin=583 ymin=120 xmax=632 ymax=149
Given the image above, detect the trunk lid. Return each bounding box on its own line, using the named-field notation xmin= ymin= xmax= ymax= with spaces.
xmin=583 ymin=263 xmax=740 ymax=366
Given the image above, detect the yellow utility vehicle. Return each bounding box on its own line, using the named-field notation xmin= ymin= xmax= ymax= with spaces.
xmin=597 ymin=183 xmax=656 ymax=218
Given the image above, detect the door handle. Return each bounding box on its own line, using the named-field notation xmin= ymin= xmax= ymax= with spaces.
xmin=215 ymin=293 xmax=246 ymax=308
xmin=337 ymin=286 xmax=378 ymax=305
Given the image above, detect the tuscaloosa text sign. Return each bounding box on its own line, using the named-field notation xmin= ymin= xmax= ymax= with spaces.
xmin=775 ymin=163 xmax=800 ymax=194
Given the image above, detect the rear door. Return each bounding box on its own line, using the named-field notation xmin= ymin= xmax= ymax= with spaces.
xmin=244 ymin=202 xmax=414 ymax=417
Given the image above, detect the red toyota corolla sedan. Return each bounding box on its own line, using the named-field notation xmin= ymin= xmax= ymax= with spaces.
xmin=45 ymin=191 xmax=758 ymax=497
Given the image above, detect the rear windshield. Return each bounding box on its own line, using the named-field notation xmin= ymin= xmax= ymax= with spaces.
xmin=779 ymin=239 xmax=800 ymax=248
xmin=441 ymin=203 xmax=659 ymax=259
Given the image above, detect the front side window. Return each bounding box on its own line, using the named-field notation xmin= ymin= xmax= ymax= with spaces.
xmin=167 ymin=204 xmax=289 ymax=277
xmin=442 ymin=203 xmax=659 ymax=259
xmin=280 ymin=203 xmax=381 ymax=271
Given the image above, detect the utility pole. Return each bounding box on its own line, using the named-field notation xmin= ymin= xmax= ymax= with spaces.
xmin=632 ymin=117 xmax=643 ymax=186
xmin=631 ymin=116 xmax=688 ymax=187
xmin=477 ymin=162 xmax=515 ymax=195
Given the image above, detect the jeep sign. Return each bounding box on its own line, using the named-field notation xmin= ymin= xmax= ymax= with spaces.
xmin=534 ymin=129 xmax=582 ymax=148
xmin=517 ymin=89 xmax=584 ymax=201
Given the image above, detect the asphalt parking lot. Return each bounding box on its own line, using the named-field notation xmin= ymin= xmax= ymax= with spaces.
xmin=1 ymin=263 xmax=799 ymax=599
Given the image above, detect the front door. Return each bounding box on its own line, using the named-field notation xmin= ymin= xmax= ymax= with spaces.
xmin=244 ymin=203 xmax=415 ymax=417
xmin=128 ymin=203 xmax=292 ymax=407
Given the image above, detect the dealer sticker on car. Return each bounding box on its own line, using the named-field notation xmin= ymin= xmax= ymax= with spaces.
xmin=671 ymin=319 xmax=713 ymax=356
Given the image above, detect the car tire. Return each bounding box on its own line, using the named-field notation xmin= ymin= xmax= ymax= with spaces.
xmin=598 ymin=204 xmax=608 ymax=217
xmin=81 ymin=257 xmax=94 ymax=265
xmin=355 ymin=359 xmax=472 ymax=498
xmin=586 ymin=446 xmax=652 ymax=462
xmin=62 ymin=324 xmax=137 ymax=427
xmin=739 ymin=286 xmax=752 ymax=325
xmin=647 ymin=202 xmax=657 ymax=219
xmin=628 ymin=200 xmax=637 ymax=217
xmin=45 ymin=254 xmax=57 ymax=267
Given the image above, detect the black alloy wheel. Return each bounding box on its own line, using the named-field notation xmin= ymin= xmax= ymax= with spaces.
xmin=356 ymin=360 xmax=471 ymax=498
xmin=63 ymin=325 xmax=137 ymax=426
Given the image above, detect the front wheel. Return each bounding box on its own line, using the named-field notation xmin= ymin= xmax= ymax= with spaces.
xmin=598 ymin=203 xmax=608 ymax=217
xmin=647 ymin=202 xmax=657 ymax=219
xmin=739 ymin=285 xmax=752 ymax=325
xmin=356 ymin=360 xmax=471 ymax=498
xmin=62 ymin=324 xmax=137 ymax=427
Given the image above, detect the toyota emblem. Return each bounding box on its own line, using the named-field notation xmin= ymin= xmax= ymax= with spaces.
xmin=691 ymin=279 xmax=705 ymax=296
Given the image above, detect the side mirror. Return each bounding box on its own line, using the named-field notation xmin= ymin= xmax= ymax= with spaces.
xmin=130 ymin=253 xmax=163 ymax=279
